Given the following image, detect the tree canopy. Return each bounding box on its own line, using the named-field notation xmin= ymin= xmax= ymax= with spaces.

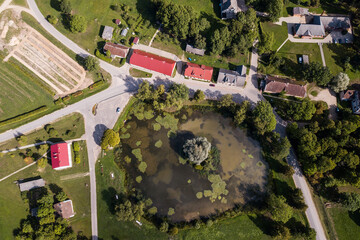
xmin=84 ymin=56 xmax=100 ymax=71
xmin=101 ymin=129 xmax=120 ymax=150
xmin=69 ymin=15 xmax=87 ymax=33
xmin=252 ymin=101 xmax=277 ymax=135
xmin=330 ymin=72 xmax=350 ymax=93
xmin=183 ymin=137 xmax=211 ymax=165
xmin=303 ymin=62 xmax=332 ymax=86
xmin=268 ymin=194 xmax=293 ymax=223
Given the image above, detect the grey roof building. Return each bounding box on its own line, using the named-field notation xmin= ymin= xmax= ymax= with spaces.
xmin=185 ymin=44 xmax=205 ymax=56
xmin=102 ymin=26 xmax=114 ymax=40
xmin=121 ymin=28 xmax=129 ymax=37
xmin=303 ymin=55 xmax=309 ymax=64
xmin=352 ymin=91 xmax=360 ymax=115
xmin=220 ymin=0 xmax=244 ymax=19
xmin=18 ymin=178 xmax=45 ymax=192
xmin=320 ymin=16 xmax=351 ymax=31
xmin=217 ymin=66 xmax=246 ymax=87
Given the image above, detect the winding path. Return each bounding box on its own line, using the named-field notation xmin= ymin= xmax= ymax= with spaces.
xmin=0 ymin=1 xmax=326 ymax=240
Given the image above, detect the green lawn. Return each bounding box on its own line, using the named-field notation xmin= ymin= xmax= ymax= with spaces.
xmin=262 ymin=22 xmax=288 ymax=51
xmin=0 ymin=112 xmax=85 ymax=152
xmin=322 ymin=44 xmax=360 ymax=83
xmin=11 ymin=0 xmax=28 ymax=7
xmin=328 ymin=207 xmax=360 ymax=240
xmin=0 ymin=58 xmax=54 ymax=122
xmin=129 ymin=68 xmax=152 ymax=78
xmin=0 ymin=140 xmax=90 ymax=239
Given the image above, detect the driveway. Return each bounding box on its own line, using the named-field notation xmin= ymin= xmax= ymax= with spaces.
xmin=309 ymin=87 xmax=338 ymax=120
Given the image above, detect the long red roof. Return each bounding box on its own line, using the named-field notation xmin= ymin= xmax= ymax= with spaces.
xmin=129 ymin=49 xmax=176 ymax=76
xmin=184 ymin=62 xmax=213 ymax=81
xmin=51 ymin=143 xmax=70 ymax=169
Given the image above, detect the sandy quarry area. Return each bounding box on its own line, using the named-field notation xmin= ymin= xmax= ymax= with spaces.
xmin=0 ymin=9 xmax=88 ymax=96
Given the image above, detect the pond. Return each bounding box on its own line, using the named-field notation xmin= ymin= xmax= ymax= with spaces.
xmin=119 ymin=109 xmax=268 ymax=222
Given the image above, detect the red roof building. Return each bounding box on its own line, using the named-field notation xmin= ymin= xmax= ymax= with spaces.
xmin=133 ymin=37 xmax=139 ymax=45
xmin=103 ymin=42 xmax=129 ymax=58
xmin=115 ymin=19 xmax=121 ymax=25
xmin=129 ymin=49 xmax=176 ymax=76
xmin=184 ymin=63 xmax=213 ymax=81
xmin=51 ymin=143 xmax=72 ymax=170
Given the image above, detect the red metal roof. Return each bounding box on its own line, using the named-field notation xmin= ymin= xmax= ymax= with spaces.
xmin=129 ymin=49 xmax=176 ymax=76
xmin=51 ymin=143 xmax=70 ymax=169
xmin=184 ymin=62 xmax=213 ymax=81
xmin=104 ymin=42 xmax=129 ymax=58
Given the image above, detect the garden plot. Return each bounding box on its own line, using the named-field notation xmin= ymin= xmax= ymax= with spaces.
xmin=7 ymin=29 xmax=86 ymax=95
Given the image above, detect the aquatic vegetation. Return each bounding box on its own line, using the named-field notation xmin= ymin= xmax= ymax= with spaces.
xmin=138 ymin=161 xmax=147 ymax=173
xmin=136 ymin=176 xmax=142 ymax=183
xmin=148 ymin=207 xmax=158 ymax=214
xmin=155 ymin=140 xmax=163 ymax=148
xmin=136 ymin=141 xmax=142 ymax=146
xmin=120 ymin=133 xmax=130 ymax=139
xmin=155 ymin=113 xmax=179 ymax=132
xmin=196 ymin=192 xmax=203 ymax=199
xmin=153 ymin=123 xmax=161 ymax=131
xmin=132 ymin=148 xmax=142 ymax=161
xmin=124 ymin=156 xmax=131 ymax=164
xmin=248 ymin=154 xmax=254 ymax=159
xmin=168 ymin=208 xmax=175 ymax=216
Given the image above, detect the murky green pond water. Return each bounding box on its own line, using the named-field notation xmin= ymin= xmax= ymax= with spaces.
xmin=120 ymin=110 xmax=268 ymax=222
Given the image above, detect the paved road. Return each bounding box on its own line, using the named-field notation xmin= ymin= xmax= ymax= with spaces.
xmin=1 ymin=1 xmax=327 ymax=240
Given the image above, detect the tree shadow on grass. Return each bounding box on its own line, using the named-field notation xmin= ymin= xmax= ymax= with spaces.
xmin=101 ymin=187 xmax=120 ymax=215
xmin=50 ymin=0 xmax=61 ymax=11
xmin=49 ymin=183 xmax=63 ymax=195
xmin=349 ymin=210 xmax=360 ymax=227
xmin=248 ymin=214 xmax=274 ymax=236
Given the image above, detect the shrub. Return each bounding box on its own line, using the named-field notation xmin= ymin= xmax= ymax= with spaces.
xmin=88 ymin=80 xmax=104 ymax=90
xmin=0 ymin=106 xmax=48 ymax=127
xmin=159 ymin=222 xmax=168 ymax=232
xmin=48 ymin=128 xmax=58 ymax=138
xmin=37 ymin=158 xmax=47 ymax=168
xmin=73 ymin=141 xmax=80 ymax=151
xmin=62 ymin=95 xmax=71 ymax=102
xmin=75 ymin=154 xmax=81 ymax=164
xmin=54 ymin=98 xmax=63 ymax=105
xmin=95 ymin=49 xmax=112 ymax=63
xmin=206 ymin=219 xmax=213 ymax=227
xmin=120 ymin=58 xmax=126 ymax=66
xmin=47 ymin=15 xmax=58 ymax=25
xmin=169 ymin=227 xmax=178 ymax=236
xmin=69 ymin=15 xmax=87 ymax=33
xmin=16 ymin=135 xmax=27 ymax=146
xmin=71 ymin=90 xmax=83 ymax=97
xmin=148 ymin=206 xmax=157 ymax=214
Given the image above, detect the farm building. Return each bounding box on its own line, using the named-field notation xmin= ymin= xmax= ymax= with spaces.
xmin=185 ymin=44 xmax=205 ymax=56
xmin=184 ymin=63 xmax=213 ymax=81
xmin=103 ymin=42 xmax=129 ymax=58
xmin=217 ymin=66 xmax=246 ymax=87
xmin=129 ymin=49 xmax=176 ymax=76
xmin=51 ymin=143 xmax=72 ymax=170
xmin=102 ymin=26 xmax=114 ymax=40
xmin=18 ymin=178 xmax=45 ymax=192
xmin=54 ymin=200 xmax=75 ymax=219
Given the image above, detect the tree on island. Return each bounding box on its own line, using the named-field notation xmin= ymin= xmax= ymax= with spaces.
xmin=101 ymin=129 xmax=120 ymax=150
xmin=183 ymin=137 xmax=211 ymax=165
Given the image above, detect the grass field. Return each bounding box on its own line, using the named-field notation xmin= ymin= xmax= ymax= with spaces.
xmin=11 ymin=0 xmax=28 ymax=7
xmin=262 ymin=22 xmax=288 ymax=52
xmin=36 ymin=0 xmax=157 ymax=53
xmin=0 ymin=58 xmax=54 ymax=122
xmin=322 ymin=44 xmax=360 ymax=83
xmin=328 ymin=207 xmax=360 ymax=240
xmin=0 ymin=140 xmax=90 ymax=239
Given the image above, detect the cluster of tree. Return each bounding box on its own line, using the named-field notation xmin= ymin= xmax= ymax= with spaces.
xmin=15 ymin=190 xmax=76 ymax=240
xmin=115 ymin=199 xmax=145 ymax=221
xmin=136 ymin=81 xmax=189 ymax=111
xmin=57 ymin=0 xmax=87 ymax=33
xmin=287 ymin=116 xmax=360 ymax=186
xmin=246 ymin=0 xmax=283 ymax=21
xmin=152 ymin=0 xmax=257 ymax=57
xmin=84 ymin=56 xmax=100 ymax=72
xmin=272 ymin=98 xmax=318 ymax=121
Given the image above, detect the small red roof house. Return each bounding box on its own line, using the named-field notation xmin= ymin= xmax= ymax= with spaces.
xmin=133 ymin=37 xmax=139 ymax=45
xmin=54 ymin=200 xmax=75 ymax=219
xmin=103 ymin=42 xmax=129 ymax=59
xmin=129 ymin=49 xmax=176 ymax=76
xmin=51 ymin=143 xmax=72 ymax=170
xmin=184 ymin=63 xmax=213 ymax=81
xmin=115 ymin=19 xmax=121 ymax=25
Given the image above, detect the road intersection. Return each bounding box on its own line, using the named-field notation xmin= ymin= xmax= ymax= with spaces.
xmin=0 ymin=1 xmax=327 ymax=239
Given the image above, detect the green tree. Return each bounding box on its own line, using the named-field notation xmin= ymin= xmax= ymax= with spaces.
xmin=217 ymin=94 xmax=235 ymax=112
xmin=101 ymin=129 xmax=120 ymax=150
xmin=56 ymin=191 xmax=68 ymax=202
xmin=73 ymin=141 xmax=80 ymax=151
xmin=268 ymin=0 xmax=283 ymax=22
xmin=183 ymin=137 xmax=211 ymax=165
xmin=262 ymin=132 xmax=291 ymax=160
xmin=252 ymin=101 xmax=277 ymax=135
xmin=69 ymin=15 xmax=87 ymax=33
xmin=330 ymin=72 xmax=350 ymax=93
xmin=60 ymin=0 xmax=71 ymax=14
xmin=16 ymin=135 xmax=27 ymax=146
xmin=303 ymin=62 xmax=332 ymax=86
xmin=194 ymin=89 xmax=205 ymax=102
xmin=258 ymin=31 xmax=274 ymax=54
xmin=343 ymin=192 xmax=360 ymax=211
xmin=165 ymin=83 xmax=189 ymax=110
xmin=115 ymin=200 xmax=145 ymax=221
xmin=136 ymin=81 xmax=153 ymax=102
xmin=38 ymin=144 xmax=49 ymax=155
xmin=47 ymin=15 xmax=58 ymax=25
xmin=268 ymin=194 xmax=293 ymax=223
xmin=194 ymin=34 xmax=207 ymax=49
xmin=84 ymin=56 xmax=100 ymax=71
xmin=234 ymin=101 xmax=250 ymax=126
xmin=159 ymin=221 xmax=169 ymax=232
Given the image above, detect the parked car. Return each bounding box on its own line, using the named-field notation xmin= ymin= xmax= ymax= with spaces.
xmin=298 ymin=56 xmax=303 ymax=64
xmin=209 ymin=84 xmax=215 ymax=87
xmin=338 ymin=39 xmax=342 ymax=44
xmin=116 ymin=107 xmax=121 ymax=113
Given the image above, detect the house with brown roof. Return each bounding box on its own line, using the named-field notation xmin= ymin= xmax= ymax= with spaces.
xmin=264 ymin=76 xmax=306 ymax=98
xmin=54 ymin=200 xmax=75 ymax=219
xmin=103 ymin=42 xmax=129 ymax=59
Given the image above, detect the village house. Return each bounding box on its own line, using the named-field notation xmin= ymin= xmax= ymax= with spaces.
xmin=18 ymin=178 xmax=45 ymax=192
xmin=217 ymin=65 xmax=246 ymax=87
xmin=54 ymin=200 xmax=75 ymax=219
xmin=102 ymin=26 xmax=114 ymax=40
xmin=129 ymin=49 xmax=176 ymax=76
xmin=51 ymin=143 xmax=72 ymax=170
xmin=185 ymin=44 xmax=205 ymax=56
xmin=263 ymin=75 xmax=307 ymax=98
xmin=184 ymin=63 xmax=213 ymax=81
xmin=103 ymin=42 xmax=129 ymax=58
